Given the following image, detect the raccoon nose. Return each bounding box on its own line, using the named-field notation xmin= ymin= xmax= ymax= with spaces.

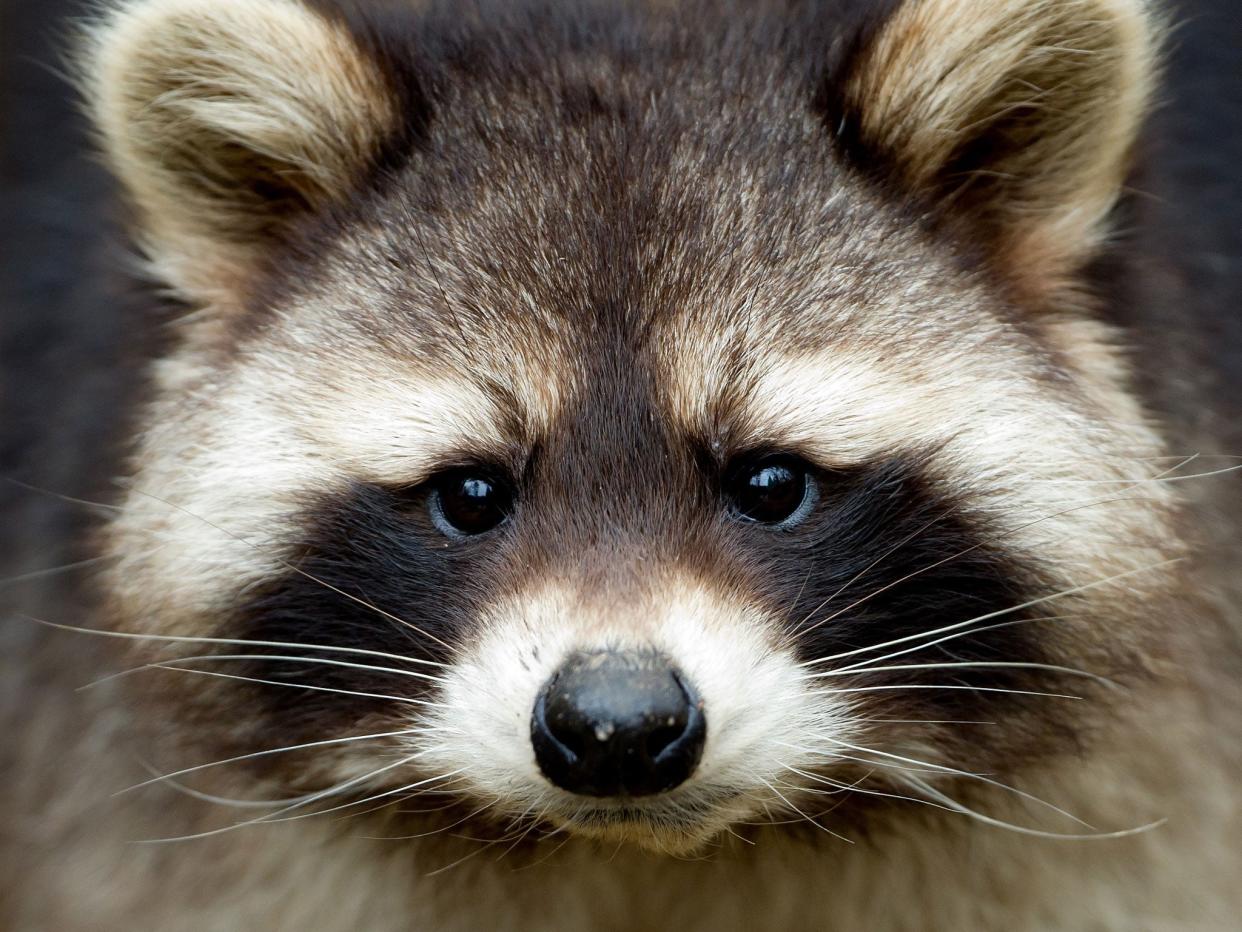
xmin=531 ymin=651 xmax=706 ymax=797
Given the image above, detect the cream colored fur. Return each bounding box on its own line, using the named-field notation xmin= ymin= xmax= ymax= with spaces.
xmin=845 ymin=0 xmax=1158 ymax=284
xmin=85 ymin=0 xmax=398 ymax=297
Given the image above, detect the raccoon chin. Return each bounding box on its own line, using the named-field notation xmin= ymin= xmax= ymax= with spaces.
xmin=545 ymin=805 xmax=734 ymax=856
xmin=531 ymin=790 xmax=763 ymax=855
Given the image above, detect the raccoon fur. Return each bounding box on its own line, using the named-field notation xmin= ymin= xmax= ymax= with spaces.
xmin=2 ymin=0 xmax=1241 ymax=929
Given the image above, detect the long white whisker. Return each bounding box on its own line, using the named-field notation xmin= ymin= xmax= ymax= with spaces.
xmin=773 ymin=740 xmax=982 ymax=776
xmin=83 ymin=653 xmax=446 ymax=689
xmin=260 ymin=766 xmax=463 ymax=824
xmin=817 ymin=684 xmax=1082 ymax=699
xmin=782 ymin=765 xmax=959 ymax=813
xmin=806 ymin=613 xmax=1084 ymax=671
xmin=2 ymin=476 xmax=122 ymax=513
xmin=134 ymin=753 xmax=426 ymax=843
xmin=144 ymin=773 xmax=324 ymax=810
xmin=1017 ymin=463 xmax=1242 ymax=485
xmin=0 ymin=555 xmax=113 ymax=589
xmin=22 ymin=616 xmax=449 ymax=668
xmin=795 ymin=494 xmax=1147 ymax=641
xmin=757 ymin=777 xmax=852 ymax=844
xmin=119 ymin=728 xmax=424 ymax=795
xmin=816 ymin=737 xmax=1092 ymax=827
xmin=365 ymin=801 xmax=499 ymax=840
xmin=121 ymin=665 xmax=440 ymax=707
xmin=902 ymin=776 xmax=1165 ymax=840
xmin=791 ymin=506 xmax=958 ymax=630
xmin=795 ymin=559 xmax=1183 ymax=668
xmin=806 ymin=660 xmax=1115 ymax=687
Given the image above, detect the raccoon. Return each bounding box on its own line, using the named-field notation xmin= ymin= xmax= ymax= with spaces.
xmin=3 ymin=0 xmax=1241 ymax=929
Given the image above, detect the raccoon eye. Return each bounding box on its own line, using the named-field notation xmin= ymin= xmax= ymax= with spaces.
xmin=727 ymin=455 xmax=815 ymax=526
xmin=428 ymin=471 xmax=512 ymax=537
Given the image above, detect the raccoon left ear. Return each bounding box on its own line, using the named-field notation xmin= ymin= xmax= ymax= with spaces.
xmin=834 ymin=0 xmax=1158 ymax=286
xmin=84 ymin=0 xmax=406 ymax=298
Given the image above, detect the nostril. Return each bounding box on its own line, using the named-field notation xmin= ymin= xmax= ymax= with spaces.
xmin=644 ymin=716 xmax=689 ymax=761
xmin=531 ymin=651 xmax=706 ymax=798
xmin=537 ymin=691 xmax=589 ymax=761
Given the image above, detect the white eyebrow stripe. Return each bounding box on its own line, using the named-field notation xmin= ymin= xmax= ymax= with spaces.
xmin=701 ymin=351 xmax=1035 ymax=467
xmin=310 ymin=374 xmax=515 ymax=483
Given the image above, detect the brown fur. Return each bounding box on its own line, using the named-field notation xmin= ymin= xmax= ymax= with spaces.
xmin=4 ymin=0 xmax=1240 ymax=929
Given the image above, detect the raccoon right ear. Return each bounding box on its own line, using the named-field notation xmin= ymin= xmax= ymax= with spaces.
xmin=84 ymin=0 xmax=404 ymax=296
xmin=832 ymin=0 xmax=1158 ymax=291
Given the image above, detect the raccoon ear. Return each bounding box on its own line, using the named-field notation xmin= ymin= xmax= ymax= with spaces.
xmin=835 ymin=0 xmax=1157 ymax=285
xmin=84 ymin=0 xmax=402 ymax=294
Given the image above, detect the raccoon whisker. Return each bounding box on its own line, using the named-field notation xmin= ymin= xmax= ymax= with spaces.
xmin=2 ymin=475 xmax=122 ymax=514
xmin=806 ymin=660 xmax=1115 ymax=687
xmin=734 ymin=811 xmax=833 ymax=827
xmin=144 ymin=759 xmax=463 ymax=843
xmin=511 ymin=829 xmax=578 ymax=869
xmin=791 ymin=506 xmax=961 ymax=631
xmin=493 ymin=811 xmax=547 ymax=863
xmin=724 ymin=825 xmax=757 ymax=846
xmin=806 ymin=613 xmax=1086 ymax=673
xmin=457 ymin=803 xmax=539 ymax=843
xmin=795 ymin=558 xmax=1183 ymax=668
xmin=364 ymin=800 xmax=500 ymax=840
xmin=848 ymin=717 xmax=998 ymax=725
xmin=901 ymin=776 xmax=1167 ymax=841
xmin=733 ymin=813 xmax=827 ymax=827
xmin=22 ymin=616 xmax=450 ymax=668
xmin=119 ymin=728 xmax=427 ymax=795
xmin=1016 ymin=462 xmax=1242 ymax=485
xmin=778 ymin=764 xmax=876 ymax=795
xmin=133 ymin=752 xmax=427 ymax=843
xmin=260 ymin=765 xmax=464 ymax=825
xmin=141 ymin=770 xmax=327 ymax=810
xmin=114 ymin=480 xmax=455 ymax=652
xmin=117 ymin=664 xmax=440 ymax=708
xmin=816 ymin=684 xmax=1083 ymax=700
xmin=409 ymin=203 xmax=476 ymax=364
xmin=773 ymin=741 xmax=970 ymax=776
xmin=795 ymin=495 xmax=1150 ymax=643
xmin=1001 ymin=450 xmax=1208 ymax=498
xmin=816 ymin=738 xmax=1092 ymax=828
xmin=756 ymin=778 xmax=852 ymax=843
xmin=337 ymin=782 xmax=470 ymax=826
xmin=784 ymin=565 xmax=816 ymax=626
xmin=83 ymin=652 xmax=447 ymax=687
xmin=425 ymin=832 xmax=516 ymax=878
xmin=784 ymin=766 xmax=974 ymax=819
xmin=392 ymin=797 xmax=470 ymax=816
xmin=0 ymin=554 xmax=114 ymax=589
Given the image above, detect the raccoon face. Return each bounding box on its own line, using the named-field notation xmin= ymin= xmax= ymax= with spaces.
xmin=88 ymin=0 xmax=1182 ymax=853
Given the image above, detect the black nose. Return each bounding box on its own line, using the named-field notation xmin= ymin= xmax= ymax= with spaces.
xmin=531 ymin=651 xmax=706 ymax=797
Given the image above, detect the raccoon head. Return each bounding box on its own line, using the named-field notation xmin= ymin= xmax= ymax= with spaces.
xmin=87 ymin=0 xmax=1182 ymax=853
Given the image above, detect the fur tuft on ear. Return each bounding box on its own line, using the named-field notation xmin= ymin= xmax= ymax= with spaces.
xmin=837 ymin=0 xmax=1159 ymax=286
xmin=83 ymin=0 xmax=401 ymax=295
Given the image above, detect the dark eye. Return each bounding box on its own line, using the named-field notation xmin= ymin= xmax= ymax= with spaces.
xmin=727 ymin=455 xmax=815 ymax=526
xmin=429 ymin=471 xmax=512 ymax=537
